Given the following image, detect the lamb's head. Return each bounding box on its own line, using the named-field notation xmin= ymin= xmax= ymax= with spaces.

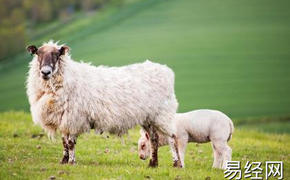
xmin=26 ymin=43 xmax=69 ymax=80
xmin=138 ymin=129 xmax=151 ymax=160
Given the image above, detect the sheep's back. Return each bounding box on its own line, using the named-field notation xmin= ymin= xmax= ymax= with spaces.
xmin=62 ymin=60 xmax=177 ymax=135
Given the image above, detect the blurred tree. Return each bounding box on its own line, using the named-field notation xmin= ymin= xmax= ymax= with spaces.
xmin=23 ymin=0 xmax=53 ymax=24
xmin=0 ymin=0 xmax=125 ymax=61
xmin=109 ymin=0 xmax=125 ymax=7
xmin=81 ymin=0 xmax=107 ymax=12
xmin=0 ymin=0 xmax=26 ymax=60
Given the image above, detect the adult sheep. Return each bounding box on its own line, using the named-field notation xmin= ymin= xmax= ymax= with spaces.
xmin=26 ymin=41 xmax=182 ymax=167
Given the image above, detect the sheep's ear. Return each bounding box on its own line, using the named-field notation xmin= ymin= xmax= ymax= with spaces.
xmin=59 ymin=45 xmax=70 ymax=56
xmin=26 ymin=45 xmax=38 ymax=55
xmin=145 ymin=132 xmax=149 ymax=140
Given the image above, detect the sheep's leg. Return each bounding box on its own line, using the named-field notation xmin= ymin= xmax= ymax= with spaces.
xmin=154 ymin=129 xmax=182 ymax=167
xmin=60 ymin=135 xmax=69 ymax=164
xmin=151 ymin=112 xmax=182 ymax=168
xmin=172 ymin=135 xmax=183 ymax=168
xmin=168 ymin=136 xmax=185 ymax=168
xmin=168 ymin=138 xmax=178 ymax=165
xmin=148 ymin=127 xmax=159 ymax=167
xmin=153 ymin=116 xmax=182 ymax=168
xmin=68 ymin=135 xmax=77 ymax=165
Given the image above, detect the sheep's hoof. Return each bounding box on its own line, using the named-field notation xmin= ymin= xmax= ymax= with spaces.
xmin=173 ymin=160 xmax=182 ymax=168
xmin=148 ymin=159 xmax=158 ymax=168
xmin=60 ymin=156 xmax=69 ymax=164
xmin=68 ymin=160 xmax=76 ymax=165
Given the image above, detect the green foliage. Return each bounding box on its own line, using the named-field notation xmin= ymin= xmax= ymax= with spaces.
xmin=0 ymin=1 xmax=27 ymax=60
xmin=0 ymin=0 xmax=127 ymax=61
xmin=0 ymin=111 xmax=289 ymax=179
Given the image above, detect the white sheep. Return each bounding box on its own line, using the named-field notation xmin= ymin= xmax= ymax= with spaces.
xmin=138 ymin=109 xmax=234 ymax=169
xmin=26 ymin=41 xmax=182 ymax=167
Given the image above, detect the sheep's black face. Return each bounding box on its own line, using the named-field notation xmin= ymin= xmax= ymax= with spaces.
xmin=27 ymin=45 xmax=69 ymax=80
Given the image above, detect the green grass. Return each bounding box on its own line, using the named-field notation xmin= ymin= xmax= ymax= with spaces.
xmin=0 ymin=111 xmax=289 ymax=179
xmin=240 ymin=121 xmax=290 ymax=134
xmin=236 ymin=116 xmax=290 ymax=134
xmin=0 ymin=0 xmax=290 ymax=119
xmin=1 ymin=1 xmax=289 ymax=179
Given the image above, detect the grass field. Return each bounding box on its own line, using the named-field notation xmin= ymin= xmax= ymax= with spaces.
xmin=0 ymin=0 xmax=290 ymax=179
xmin=1 ymin=0 xmax=290 ymax=118
xmin=0 ymin=112 xmax=289 ymax=180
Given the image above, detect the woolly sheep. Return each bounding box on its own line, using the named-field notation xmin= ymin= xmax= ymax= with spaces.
xmin=138 ymin=109 xmax=234 ymax=169
xmin=26 ymin=41 xmax=182 ymax=167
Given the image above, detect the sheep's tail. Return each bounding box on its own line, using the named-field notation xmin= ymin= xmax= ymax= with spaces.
xmin=227 ymin=119 xmax=234 ymax=142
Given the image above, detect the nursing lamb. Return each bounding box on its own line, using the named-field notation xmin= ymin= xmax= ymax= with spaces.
xmin=138 ymin=109 xmax=234 ymax=169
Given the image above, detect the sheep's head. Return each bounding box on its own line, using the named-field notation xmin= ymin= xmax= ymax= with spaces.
xmin=26 ymin=44 xmax=69 ymax=80
xmin=138 ymin=129 xmax=151 ymax=160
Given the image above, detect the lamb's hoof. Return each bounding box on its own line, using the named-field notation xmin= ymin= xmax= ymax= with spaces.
xmin=173 ymin=160 xmax=182 ymax=168
xmin=148 ymin=159 xmax=158 ymax=168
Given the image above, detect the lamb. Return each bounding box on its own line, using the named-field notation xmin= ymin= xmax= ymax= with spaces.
xmin=138 ymin=109 xmax=234 ymax=169
xmin=26 ymin=41 xmax=182 ymax=167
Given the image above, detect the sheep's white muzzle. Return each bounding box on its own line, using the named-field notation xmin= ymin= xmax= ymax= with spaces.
xmin=40 ymin=65 xmax=52 ymax=80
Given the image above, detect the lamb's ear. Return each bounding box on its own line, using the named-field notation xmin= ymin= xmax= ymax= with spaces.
xmin=145 ymin=132 xmax=150 ymax=140
xmin=140 ymin=129 xmax=150 ymax=139
xmin=26 ymin=45 xmax=38 ymax=55
xmin=59 ymin=45 xmax=70 ymax=56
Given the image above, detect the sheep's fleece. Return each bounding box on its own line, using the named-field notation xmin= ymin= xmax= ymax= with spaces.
xmin=26 ymin=41 xmax=178 ymax=138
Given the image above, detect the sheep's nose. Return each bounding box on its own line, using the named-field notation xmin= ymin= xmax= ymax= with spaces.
xmin=41 ymin=69 xmax=51 ymax=76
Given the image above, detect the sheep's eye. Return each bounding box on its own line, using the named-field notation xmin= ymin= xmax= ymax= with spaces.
xmin=141 ymin=144 xmax=145 ymax=150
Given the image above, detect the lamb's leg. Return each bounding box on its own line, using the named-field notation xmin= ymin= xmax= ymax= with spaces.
xmin=211 ymin=141 xmax=225 ymax=169
xmin=222 ymin=144 xmax=232 ymax=169
xmin=212 ymin=144 xmax=220 ymax=168
xmin=68 ymin=135 xmax=77 ymax=165
xmin=60 ymin=135 xmax=69 ymax=164
xmin=178 ymin=138 xmax=188 ymax=168
xmin=148 ymin=127 xmax=159 ymax=167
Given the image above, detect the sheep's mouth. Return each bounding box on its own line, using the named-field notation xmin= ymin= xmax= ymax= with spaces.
xmin=42 ymin=76 xmax=50 ymax=81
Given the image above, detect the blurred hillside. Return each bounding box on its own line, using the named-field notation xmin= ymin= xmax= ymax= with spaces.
xmin=0 ymin=0 xmax=124 ymax=60
xmin=0 ymin=0 xmax=290 ymax=119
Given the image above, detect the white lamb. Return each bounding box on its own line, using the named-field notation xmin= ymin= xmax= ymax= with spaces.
xmin=138 ymin=109 xmax=234 ymax=169
xmin=26 ymin=41 xmax=182 ymax=167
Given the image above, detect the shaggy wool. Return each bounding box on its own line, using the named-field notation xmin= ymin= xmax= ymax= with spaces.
xmin=26 ymin=41 xmax=178 ymax=139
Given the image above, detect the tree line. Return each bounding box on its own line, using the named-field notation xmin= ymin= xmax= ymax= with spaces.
xmin=0 ymin=0 xmax=123 ymax=61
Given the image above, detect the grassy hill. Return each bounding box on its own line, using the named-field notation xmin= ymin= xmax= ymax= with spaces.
xmin=1 ymin=0 xmax=290 ymax=119
xmin=0 ymin=111 xmax=289 ymax=179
